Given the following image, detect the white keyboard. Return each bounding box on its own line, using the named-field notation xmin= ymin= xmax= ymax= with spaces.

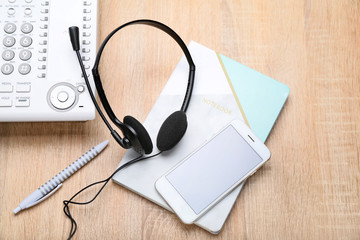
xmin=0 ymin=0 xmax=97 ymax=121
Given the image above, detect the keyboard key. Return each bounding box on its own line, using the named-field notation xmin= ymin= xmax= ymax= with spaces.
xmin=21 ymin=23 xmax=33 ymax=34
xmin=16 ymin=84 xmax=31 ymax=93
xmin=77 ymin=85 xmax=85 ymax=93
xmin=37 ymin=73 xmax=46 ymax=78
xmin=15 ymin=98 xmax=30 ymax=107
xmin=1 ymin=63 xmax=14 ymax=75
xmin=2 ymin=50 xmax=15 ymax=61
xmin=20 ymin=36 xmax=32 ymax=47
xmin=57 ymin=91 xmax=69 ymax=102
xmin=24 ymin=8 xmax=32 ymax=15
xmin=0 ymin=99 xmax=12 ymax=107
xmin=3 ymin=36 xmax=16 ymax=47
xmin=0 ymin=84 xmax=13 ymax=93
xmin=18 ymin=63 xmax=31 ymax=75
xmin=19 ymin=50 xmax=32 ymax=61
xmin=7 ymin=8 xmax=15 ymax=15
xmin=4 ymin=23 xmax=16 ymax=34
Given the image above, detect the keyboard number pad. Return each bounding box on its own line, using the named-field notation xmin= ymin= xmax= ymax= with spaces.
xmin=1 ymin=4 xmax=37 ymax=109
xmin=1 ymin=21 xmax=34 ymax=76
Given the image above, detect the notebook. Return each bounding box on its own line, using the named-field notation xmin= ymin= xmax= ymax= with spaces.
xmin=112 ymin=41 xmax=289 ymax=233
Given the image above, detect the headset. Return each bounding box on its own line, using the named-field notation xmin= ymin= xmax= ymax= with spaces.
xmin=69 ymin=20 xmax=195 ymax=155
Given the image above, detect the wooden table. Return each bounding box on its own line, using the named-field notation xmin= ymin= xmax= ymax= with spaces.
xmin=1 ymin=0 xmax=359 ymax=239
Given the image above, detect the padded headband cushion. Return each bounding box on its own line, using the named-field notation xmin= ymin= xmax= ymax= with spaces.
xmin=124 ymin=116 xmax=153 ymax=154
xmin=157 ymin=111 xmax=187 ymax=151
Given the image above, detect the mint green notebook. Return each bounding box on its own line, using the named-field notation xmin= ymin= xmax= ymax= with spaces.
xmin=218 ymin=54 xmax=290 ymax=142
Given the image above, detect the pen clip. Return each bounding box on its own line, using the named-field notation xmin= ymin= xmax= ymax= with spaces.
xmin=26 ymin=183 xmax=63 ymax=208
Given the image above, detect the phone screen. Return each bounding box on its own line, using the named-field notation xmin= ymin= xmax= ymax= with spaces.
xmin=166 ymin=125 xmax=263 ymax=214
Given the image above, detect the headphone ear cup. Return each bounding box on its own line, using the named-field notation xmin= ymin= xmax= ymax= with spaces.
xmin=123 ymin=116 xmax=153 ymax=154
xmin=157 ymin=111 xmax=187 ymax=151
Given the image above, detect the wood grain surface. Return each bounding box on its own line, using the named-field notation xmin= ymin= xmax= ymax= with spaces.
xmin=1 ymin=0 xmax=359 ymax=239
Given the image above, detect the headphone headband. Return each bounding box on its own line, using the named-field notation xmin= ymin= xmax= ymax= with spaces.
xmin=92 ymin=20 xmax=195 ymax=132
xmin=93 ymin=20 xmax=195 ymax=71
xmin=69 ymin=20 xmax=195 ymax=153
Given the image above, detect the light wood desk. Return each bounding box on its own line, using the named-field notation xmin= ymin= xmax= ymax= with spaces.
xmin=1 ymin=0 xmax=359 ymax=239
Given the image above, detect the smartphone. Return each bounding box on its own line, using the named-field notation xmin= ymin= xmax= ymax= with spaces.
xmin=155 ymin=119 xmax=271 ymax=224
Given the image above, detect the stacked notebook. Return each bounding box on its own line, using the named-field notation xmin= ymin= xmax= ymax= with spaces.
xmin=112 ymin=41 xmax=289 ymax=233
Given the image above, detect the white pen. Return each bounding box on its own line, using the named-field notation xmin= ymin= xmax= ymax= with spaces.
xmin=13 ymin=140 xmax=109 ymax=214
